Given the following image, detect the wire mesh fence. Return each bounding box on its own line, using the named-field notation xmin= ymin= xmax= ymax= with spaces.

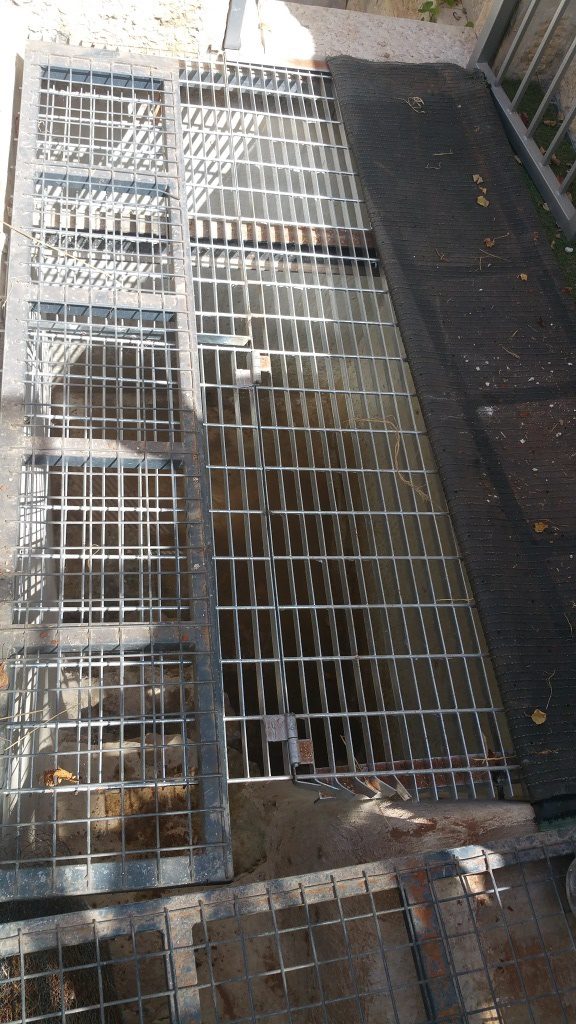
xmin=0 ymin=44 xmax=230 ymax=896
xmin=180 ymin=59 xmax=519 ymax=798
xmin=0 ymin=831 xmax=575 ymax=1022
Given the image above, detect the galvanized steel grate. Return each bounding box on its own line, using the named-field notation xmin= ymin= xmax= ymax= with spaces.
xmin=0 ymin=831 xmax=575 ymax=1022
xmin=0 ymin=45 xmax=230 ymax=896
xmin=179 ymin=59 xmax=519 ymax=798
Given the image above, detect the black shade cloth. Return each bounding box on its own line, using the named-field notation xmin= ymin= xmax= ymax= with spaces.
xmin=329 ymin=58 xmax=576 ymax=815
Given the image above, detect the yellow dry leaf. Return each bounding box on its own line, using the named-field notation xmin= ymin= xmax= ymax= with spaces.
xmin=531 ymin=709 xmax=547 ymax=726
xmin=476 ymin=196 xmax=490 ymax=207
xmin=473 ymin=174 xmax=484 ymax=184
xmin=0 ymin=663 xmax=8 ymax=690
xmin=44 ymin=767 xmax=79 ymax=787
xmin=479 ymin=186 xmax=488 ymax=194
xmin=483 ymin=237 xmax=495 ymax=248
xmin=519 ymin=273 xmax=528 ymax=281
xmin=533 ymin=521 xmax=549 ymax=533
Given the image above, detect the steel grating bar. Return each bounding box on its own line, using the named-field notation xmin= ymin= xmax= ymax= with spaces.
xmin=179 ymin=57 xmax=520 ymax=799
xmin=0 ymin=44 xmax=231 ymax=896
xmin=0 ymin=831 xmax=575 ymax=1022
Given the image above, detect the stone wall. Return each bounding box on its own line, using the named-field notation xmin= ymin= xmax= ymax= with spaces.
xmin=3 ymin=0 xmax=212 ymax=55
xmin=345 ymin=0 xmax=484 ymax=27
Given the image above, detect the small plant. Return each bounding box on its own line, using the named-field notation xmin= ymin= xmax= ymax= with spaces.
xmin=418 ymin=0 xmax=460 ymax=23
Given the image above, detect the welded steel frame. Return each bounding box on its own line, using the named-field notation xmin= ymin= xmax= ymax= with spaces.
xmin=0 ymin=44 xmax=231 ymax=896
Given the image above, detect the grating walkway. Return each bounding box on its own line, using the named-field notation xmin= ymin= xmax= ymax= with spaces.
xmin=179 ymin=59 xmax=519 ymax=799
xmin=0 ymin=45 xmax=231 ymax=896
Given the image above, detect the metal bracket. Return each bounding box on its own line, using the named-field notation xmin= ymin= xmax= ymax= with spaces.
xmin=234 ymin=350 xmax=271 ymax=387
xmin=264 ymin=714 xmax=313 ymax=768
xmin=223 ymin=0 xmax=249 ymax=51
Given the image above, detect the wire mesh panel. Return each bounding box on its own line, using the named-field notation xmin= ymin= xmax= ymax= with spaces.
xmin=26 ymin=305 xmax=182 ymax=443
xmin=31 ymin=172 xmax=175 ymax=297
xmin=180 ymin=59 xmax=519 ymax=798
xmin=37 ymin=66 xmax=170 ymax=173
xmin=0 ymin=44 xmax=230 ymax=895
xmin=14 ymin=455 xmax=195 ymax=625
xmin=0 ymin=831 xmax=575 ymax=1022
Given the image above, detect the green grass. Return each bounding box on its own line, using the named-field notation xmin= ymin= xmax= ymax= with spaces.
xmin=503 ymin=79 xmax=576 ymax=295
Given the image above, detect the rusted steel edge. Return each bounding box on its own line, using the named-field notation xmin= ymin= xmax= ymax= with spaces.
xmin=398 ymin=866 xmax=465 ymax=1023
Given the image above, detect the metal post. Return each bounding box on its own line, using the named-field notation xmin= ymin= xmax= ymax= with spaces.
xmin=224 ymin=0 xmax=248 ymax=50
xmin=468 ymin=0 xmax=521 ymax=73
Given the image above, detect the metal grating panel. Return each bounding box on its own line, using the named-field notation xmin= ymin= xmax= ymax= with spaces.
xmin=26 ymin=306 xmax=182 ymax=443
xmin=0 ymin=45 xmax=231 ymax=896
xmin=0 ymin=831 xmax=575 ymax=1022
xmin=179 ymin=60 xmax=519 ymax=798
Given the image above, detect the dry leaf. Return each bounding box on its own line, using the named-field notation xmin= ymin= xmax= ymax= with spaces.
xmin=44 ymin=767 xmax=79 ymax=787
xmin=483 ymin=237 xmax=495 ymax=248
xmin=0 ymin=663 xmax=8 ymax=690
xmin=533 ymin=521 xmax=549 ymax=533
xmin=476 ymin=196 xmax=490 ymax=208
xmin=519 ymin=273 xmax=528 ymax=281
xmin=473 ymin=174 xmax=484 ymax=184
xmin=406 ymin=95 xmax=425 ymax=113
xmin=531 ymin=709 xmax=547 ymax=726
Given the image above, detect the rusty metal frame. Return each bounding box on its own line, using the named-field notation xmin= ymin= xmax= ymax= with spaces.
xmin=0 ymin=830 xmax=574 ymax=1021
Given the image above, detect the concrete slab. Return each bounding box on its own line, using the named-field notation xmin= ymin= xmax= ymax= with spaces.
xmin=228 ymin=0 xmax=476 ymax=67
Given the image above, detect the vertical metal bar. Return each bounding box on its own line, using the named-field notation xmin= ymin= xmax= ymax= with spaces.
xmin=511 ymin=0 xmax=570 ymax=110
xmin=224 ymin=0 xmax=248 ymax=51
xmin=468 ymin=0 xmax=521 ymax=72
xmin=527 ymin=33 xmax=576 ymax=136
xmin=170 ymin=65 xmax=232 ymax=870
xmin=495 ymin=0 xmax=540 ymax=84
xmin=472 ymin=2 xmax=576 ymax=239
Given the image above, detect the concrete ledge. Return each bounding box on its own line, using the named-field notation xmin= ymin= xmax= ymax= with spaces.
xmin=226 ymin=0 xmax=476 ymax=68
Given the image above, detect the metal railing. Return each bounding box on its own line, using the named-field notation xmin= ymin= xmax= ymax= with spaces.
xmin=471 ymin=0 xmax=576 ymax=238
